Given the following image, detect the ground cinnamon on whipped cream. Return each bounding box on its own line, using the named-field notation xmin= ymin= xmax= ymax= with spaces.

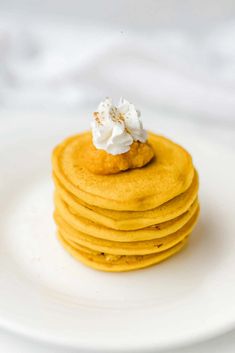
xmin=81 ymin=98 xmax=155 ymax=175
xmin=91 ymin=97 xmax=147 ymax=155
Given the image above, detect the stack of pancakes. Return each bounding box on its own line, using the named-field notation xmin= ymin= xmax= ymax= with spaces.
xmin=52 ymin=132 xmax=199 ymax=272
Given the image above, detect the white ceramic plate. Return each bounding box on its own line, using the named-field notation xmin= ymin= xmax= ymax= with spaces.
xmin=1 ymin=114 xmax=235 ymax=352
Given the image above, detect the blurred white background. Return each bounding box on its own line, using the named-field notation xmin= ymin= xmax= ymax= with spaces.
xmin=1 ymin=0 xmax=235 ymax=124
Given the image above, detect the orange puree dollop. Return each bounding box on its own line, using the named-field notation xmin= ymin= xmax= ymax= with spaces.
xmin=84 ymin=140 xmax=155 ymax=175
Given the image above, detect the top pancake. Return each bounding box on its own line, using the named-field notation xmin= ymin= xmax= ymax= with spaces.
xmin=52 ymin=132 xmax=194 ymax=211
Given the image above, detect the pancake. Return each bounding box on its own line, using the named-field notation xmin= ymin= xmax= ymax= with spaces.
xmin=54 ymin=206 xmax=199 ymax=255
xmin=55 ymin=193 xmax=199 ymax=242
xmin=54 ymin=170 xmax=199 ymax=230
xmin=52 ymin=132 xmax=194 ymax=211
xmin=57 ymin=232 xmax=188 ymax=272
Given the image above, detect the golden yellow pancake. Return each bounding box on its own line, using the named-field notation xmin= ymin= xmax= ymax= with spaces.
xmin=52 ymin=132 xmax=194 ymax=211
xmin=54 ymin=170 xmax=198 ymax=230
xmin=54 ymin=193 xmax=198 ymax=242
xmin=57 ymin=232 xmax=188 ymax=272
xmin=54 ymin=206 xmax=199 ymax=255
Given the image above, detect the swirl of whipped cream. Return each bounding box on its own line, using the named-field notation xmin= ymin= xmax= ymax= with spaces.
xmin=91 ymin=97 xmax=147 ymax=155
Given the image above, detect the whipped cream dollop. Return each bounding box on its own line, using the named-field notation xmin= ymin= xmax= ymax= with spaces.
xmin=91 ymin=97 xmax=147 ymax=155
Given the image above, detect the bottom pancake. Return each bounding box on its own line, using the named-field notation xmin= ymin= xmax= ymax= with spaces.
xmin=57 ymin=232 xmax=188 ymax=272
